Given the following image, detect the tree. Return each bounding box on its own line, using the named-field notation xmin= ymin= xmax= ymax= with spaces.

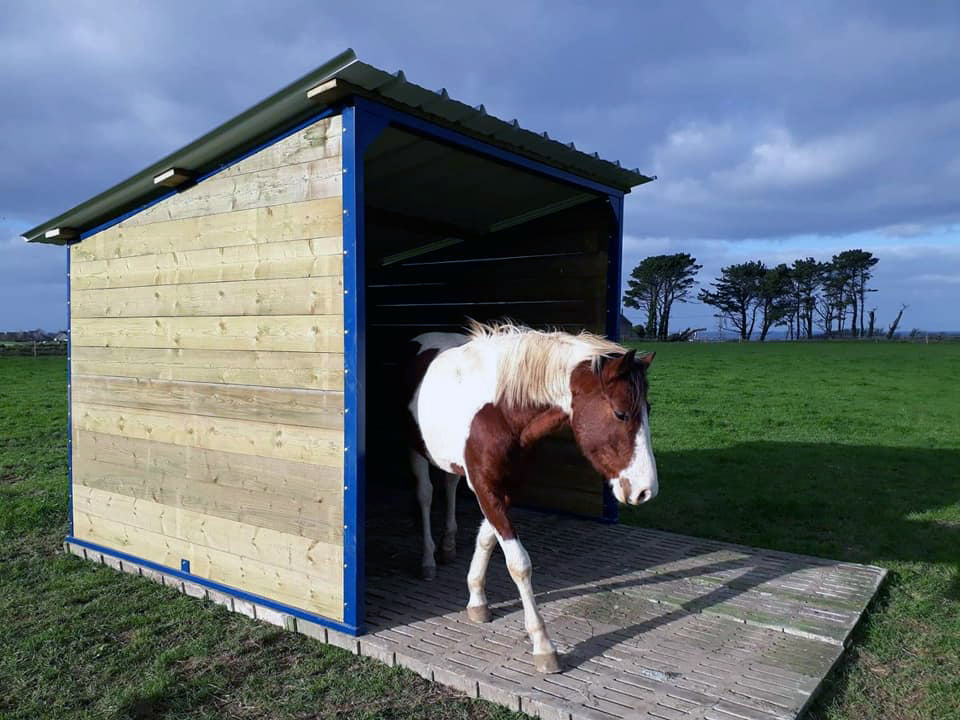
xmin=867 ymin=308 xmax=877 ymax=338
xmin=814 ymin=260 xmax=852 ymax=337
xmin=788 ymin=258 xmax=824 ymax=339
xmin=698 ymin=261 xmax=767 ymax=340
xmin=830 ymin=250 xmax=878 ymax=337
xmin=887 ymin=304 xmax=907 ymax=340
xmin=623 ymin=253 xmax=701 ymax=340
xmin=758 ymin=264 xmax=793 ymax=341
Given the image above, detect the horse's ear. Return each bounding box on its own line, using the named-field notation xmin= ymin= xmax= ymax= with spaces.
xmin=601 ymin=350 xmax=635 ymax=384
xmin=638 ymin=351 xmax=655 ymax=368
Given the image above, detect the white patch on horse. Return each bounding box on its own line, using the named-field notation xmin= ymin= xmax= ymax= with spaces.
xmin=501 ymin=537 xmax=556 ymax=657
xmin=611 ymin=405 xmax=658 ymax=504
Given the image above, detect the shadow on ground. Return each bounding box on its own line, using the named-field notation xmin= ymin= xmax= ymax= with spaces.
xmin=365 ymin=441 xmax=959 ymax=657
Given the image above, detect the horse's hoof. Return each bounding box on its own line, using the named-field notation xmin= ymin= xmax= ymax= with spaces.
xmin=533 ymin=651 xmax=562 ymax=674
xmin=421 ymin=565 xmax=436 ymax=581
xmin=438 ymin=545 xmax=456 ymax=564
xmin=466 ymin=604 xmax=491 ymax=623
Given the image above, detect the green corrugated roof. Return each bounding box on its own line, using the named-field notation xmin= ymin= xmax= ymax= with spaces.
xmin=24 ymin=49 xmax=652 ymax=244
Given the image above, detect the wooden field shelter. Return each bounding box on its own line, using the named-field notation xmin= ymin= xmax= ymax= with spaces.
xmin=25 ymin=49 xmax=653 ymax=637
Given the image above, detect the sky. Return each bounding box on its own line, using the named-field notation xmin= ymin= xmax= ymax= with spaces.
xmin=2 ymin=1 xmax=959 ymax=333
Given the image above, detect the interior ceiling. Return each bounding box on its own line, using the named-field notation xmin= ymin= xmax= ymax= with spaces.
xmin=364 ymin=127 xmax=600 ymax=236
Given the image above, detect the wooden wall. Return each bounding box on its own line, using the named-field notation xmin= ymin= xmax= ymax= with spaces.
xmin=70 ymin=115 xmax=346 ymax=620
xmin=364 ymin=199 xmax=613 ymax=518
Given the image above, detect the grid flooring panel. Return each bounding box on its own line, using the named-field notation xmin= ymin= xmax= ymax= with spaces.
xmin=363 ymin=501 xmax=885 ymax=720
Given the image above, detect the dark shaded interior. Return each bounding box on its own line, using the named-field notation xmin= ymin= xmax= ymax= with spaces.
xmin=362 ymin=126 xmax=615 ymax=529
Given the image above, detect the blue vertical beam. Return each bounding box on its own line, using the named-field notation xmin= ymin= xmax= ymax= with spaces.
xmin=602 ymin=194 xmax=625 ymax=523
xmin=66 ymin=244 xmax=73 ymax=535
xmin=605 ymin=194 xmax=624 ymax=342
xmin=340 ymin=104 xmax=387 ymax=635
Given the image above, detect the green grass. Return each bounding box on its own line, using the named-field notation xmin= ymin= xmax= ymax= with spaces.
xmin=2 ymin=344 xmax=959 ymax=719
xmin=623 ymin=341 xmax=960 ymax=720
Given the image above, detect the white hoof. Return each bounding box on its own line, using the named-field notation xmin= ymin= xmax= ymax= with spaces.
xmin=533 ymin=651 xmax=562 ymax=673
xmin=466 ymin=604 xmax=491 ymax=623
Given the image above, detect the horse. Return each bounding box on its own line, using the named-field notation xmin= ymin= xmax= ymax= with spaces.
xmin=404 ymin=321 xmax=657 ymax=673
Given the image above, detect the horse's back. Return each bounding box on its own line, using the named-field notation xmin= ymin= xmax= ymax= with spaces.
xmin=407 ymin=332 xmax=498 ymax=472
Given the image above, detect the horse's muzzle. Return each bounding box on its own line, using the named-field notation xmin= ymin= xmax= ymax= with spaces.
xmin=630 ymin=489 xmax=654 ymax=505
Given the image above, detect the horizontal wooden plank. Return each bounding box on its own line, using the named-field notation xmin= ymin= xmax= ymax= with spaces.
xmin=73 ymin=485 xmax=343 ymax=576
xmin=365 ymin=198 xmax=610 ymax=261
xmin=72 ymin=237 xmax=342 ymax=290
xmin=71 ymin=315 xmax=344 ymax=353
xmin=72 ymin=197 xmax=342 ymax=262
xmin=216 ymin=115 xmax=342 ymax=179
xmin=372 ymin=253 xmax=608 ymax=291
xmin=71 ymin=346 xmax=344 ymax=391
xmin=74 ymin=431 xmax=341 ymax=505
xmin=74 ymin=455 xmax=342 ymax=542
xmin=72 ymin=276 xmax=344 ymax=318
xmin=73 ymin=509 xmax=343 ymax=619
xmin=367 ymin=301 xmax=603 ymax=328
xmin=125 ymin=156 xmax=342 ymax=228
xmin=72 ymin=375 xmax=344 ymax=429
xmin=366 ymin=275 xmax=604 ymax=306
xmin=73 ymin=403 xmax=344 ymax=466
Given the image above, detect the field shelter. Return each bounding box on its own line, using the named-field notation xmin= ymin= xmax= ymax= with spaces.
xmin=24 ymin=49 xmax=655 ymax=636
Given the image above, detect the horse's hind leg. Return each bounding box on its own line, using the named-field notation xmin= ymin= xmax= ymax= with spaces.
xmin=410 ymin=449 xmax=436 ymax=580
xmin=439 ymin=473 xmax=459 ymax=564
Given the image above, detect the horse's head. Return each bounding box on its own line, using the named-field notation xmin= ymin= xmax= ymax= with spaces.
xmin=570 ymin=349 xmax=658 ymax=505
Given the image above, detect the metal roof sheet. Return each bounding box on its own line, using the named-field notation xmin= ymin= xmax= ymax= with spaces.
xmin=24 ymin=49 xmax=652 ymax=244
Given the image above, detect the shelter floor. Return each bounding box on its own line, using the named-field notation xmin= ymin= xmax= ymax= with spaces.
xmin=364 ymin=495 xmax=885 ymax=720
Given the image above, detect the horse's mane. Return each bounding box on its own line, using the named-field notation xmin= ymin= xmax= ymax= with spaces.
xmin=466 ymin=320 xmax=627 ymax=409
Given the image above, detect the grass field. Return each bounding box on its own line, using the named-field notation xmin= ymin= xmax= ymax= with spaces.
xmin=1 ymin=342 xmax=958 ymax=719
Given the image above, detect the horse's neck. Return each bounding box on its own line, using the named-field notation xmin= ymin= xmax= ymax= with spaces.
xmin=488 ymin=334 xmax=579 ymax=414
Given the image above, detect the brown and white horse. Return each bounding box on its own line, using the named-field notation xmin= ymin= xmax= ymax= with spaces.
xmin=405 ymin=321 xmax=657 ymax=673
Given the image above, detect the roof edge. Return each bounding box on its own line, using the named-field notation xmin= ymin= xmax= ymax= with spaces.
xmin=23 ymin=48 xmax=359 ymax=243
xmin=24 ymin=49 xmax=653 ymax=244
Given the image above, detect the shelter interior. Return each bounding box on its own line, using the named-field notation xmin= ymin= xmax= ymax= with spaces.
xmin=362 ymin=126 xmax=618 ymax=550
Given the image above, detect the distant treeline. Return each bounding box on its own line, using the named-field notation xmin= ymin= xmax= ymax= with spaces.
xmin=623 ymin=250 xmax=904 ymax=341
xmin=0 ymin=329 xmax=67 ymax=342
xmin=0 ymin=329 xmax=68 ymax=357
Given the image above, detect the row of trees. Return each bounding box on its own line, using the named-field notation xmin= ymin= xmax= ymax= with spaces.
xmin=0 ymin=329 xmax=65 ymax=342
xmin=624 ymin=250 xmax=889 ymax=341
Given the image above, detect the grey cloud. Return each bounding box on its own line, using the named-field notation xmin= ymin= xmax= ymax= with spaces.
xmin=2 ymin=0 xmax=959 ymax=331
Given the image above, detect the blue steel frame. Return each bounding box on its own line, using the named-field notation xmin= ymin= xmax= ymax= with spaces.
xmin=63 ymin=93 xmax=630 ymax=637
xmin=66 ymin=245 xmax=73 ymax=535
xmin=601 ymin=193 xmax=626 ymax=523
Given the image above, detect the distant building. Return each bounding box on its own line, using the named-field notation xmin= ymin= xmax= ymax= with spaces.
xmin=619 ymin=313 xmax=641 ymax=341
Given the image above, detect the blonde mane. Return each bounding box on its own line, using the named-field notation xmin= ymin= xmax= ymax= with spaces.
xmin=466 ymin=320 xmax=626 ymax=409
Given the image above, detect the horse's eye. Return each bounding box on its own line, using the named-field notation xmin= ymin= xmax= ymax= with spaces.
xmin=614 ymin=410 xmax=628 ymax=422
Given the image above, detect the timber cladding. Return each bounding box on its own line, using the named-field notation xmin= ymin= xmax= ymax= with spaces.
xmin=69 ymin=114 xmax=346 ymax=621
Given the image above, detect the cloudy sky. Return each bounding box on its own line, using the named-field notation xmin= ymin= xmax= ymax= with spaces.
xmin=2 ymin=1 xmax=958 ymax=332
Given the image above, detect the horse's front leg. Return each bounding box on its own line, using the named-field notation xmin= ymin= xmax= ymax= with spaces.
xmin=464 ymin=407 xmax=561 ymax=673
xmin=498 ymin=526 xmax=560 ymax=672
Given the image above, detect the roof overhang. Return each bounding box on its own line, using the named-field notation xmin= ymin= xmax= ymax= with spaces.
xmin=24 ymin=49 xmax=653 ymax=244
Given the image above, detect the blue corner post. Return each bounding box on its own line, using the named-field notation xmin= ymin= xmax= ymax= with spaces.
xmin=605 ymin=194 xmax=625 ymax=343
xmin=66 ymin=243 xmax=73 ymax=536
xmin=601 ymin=193 xmax=626 ymax=523
xmin=340 ymin=103 xmax=388 ymax=635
